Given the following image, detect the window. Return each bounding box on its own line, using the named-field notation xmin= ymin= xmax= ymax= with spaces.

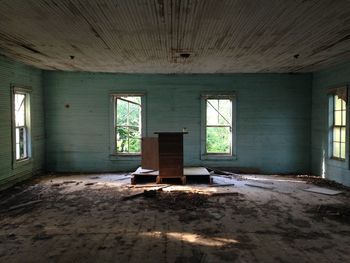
xmin=331 ymin=94 xmax=346 ymax=160
xmin=114 ymin=95 xmax=143 ymax=155
xmin=204 ymin=95 xmax=233 ymax=155
xmin=12 ymin=87 xmax=31 ymax=162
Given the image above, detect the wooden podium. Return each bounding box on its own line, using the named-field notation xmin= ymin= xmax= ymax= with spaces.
xmin=154 ymin=132 xmax=187 ymax=184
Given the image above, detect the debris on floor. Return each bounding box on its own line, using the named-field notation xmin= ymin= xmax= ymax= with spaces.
xmin=209 ymin=183 xmax=235 ymax=187
xmin=311 ymin=204 xmax=350 ymax=224
xmin=112 ymin=176 xmax=132 ymax=181
xmin=1 ymin=172 xmax=350 ymax=262
xmin=84 ymin=182 xmax=96 ymax=186
xmin=296 ymin=175 xmax=350 ymax=190
xmin=4 ymin=200 xmax=43 ymax=212
xmin=245 ymin=178 xmax=274 ymax=185
xmin=63 ymin=180 xmax=76 ymax=184
xmin=245 ymin=183 xmax=274 ymax=190
xmin=122 ymin=191 xmax=145 ymax=200
xmin=304 ymin=187 xmax=342 ymax=195
xmin=127 ymin=184 xmax=170 ymax=188
xmin=143 ymin=191 xmax=210 ymax=210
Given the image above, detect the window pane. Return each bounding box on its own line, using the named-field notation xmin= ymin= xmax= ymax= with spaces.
xmin=22 ymin=128 xmax=27 ymax=158
xmin=116 ymin=97 xmax=141 ymax=127
xmin=116 ymin=99 xmax=128 ymax=126
xmin=128 ymin=103 xmax=141 ymax=127
xmin=129 ymin=138 xmax=141 ymax=153
xmin=18 ymin=127 xmax=27 ymax=159
xmin=340 ymin=143 xmax=346 ymax=159
xmin=116 ymin=126 xmax=129 ymax=153
xmin=126 ymin=96 xmax=141 ymax=104
xmin=206 ymin=126 xmax=231 ymax=153
xmin=342 ymin=110 xmax=346 ymax=126
xmin=207 ymin=100 xmax=219 ymax=125
xmin=19 ymin=128 xmax=24 ymax=157
xmin=334 ymin=110 xmax=342 ymax=125
xmin=207 ymin=99 xmax=218 ymax=110
xmin=207 ymin=99 xmax=232 ymax=126
xmin=341 ymin=127 xmax=346 ymax=143
xmin=116 ymin=126 xmax=141 ymax=153
xmin=218 ymin=99 xmax=232 ymax=125
xmin=333 ymin=142 xmax=340 ymax=158
xmin=15 ymin=93 xmax=25 ymax=126
xmin=333 ymin=127 xmax=340 ymax=142
xmin=335 ymin=95 xmax=342 ymax=110
xmin=16 ymin=128 xmax=20 ymax=160
xmin=129 ymin=125 xmax=141 ymax=138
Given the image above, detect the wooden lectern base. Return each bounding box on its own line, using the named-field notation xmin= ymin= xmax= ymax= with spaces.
xmin=156 ymin=175 xmax=186 ymax=185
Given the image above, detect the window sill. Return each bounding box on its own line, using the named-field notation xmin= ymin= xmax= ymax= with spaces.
xmin=109 ymin=154 xmax=141 ymax=161
xmin=201 ymin=154 xmax=237 ymax=161
xmin=329 ymin=157 xmax=346 ymax=162
xmin=12 ymin=158 xmax=32 ymax=169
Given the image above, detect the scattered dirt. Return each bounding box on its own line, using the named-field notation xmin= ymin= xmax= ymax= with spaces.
xmin=84 ymin=182 xmax=96 ymax=186
xmin=281 ymin=228 xmax=330 ymax=242
xmin=0 ymin=184 xmax=44 ymax=214
xmin=175 ymin=249 xmax=207 ymax=263
xmin=309 ymin=203 xmax=350 ymax=224
xmin=32 ymin=232 xmax=53 ymax=241
xmin=285 ymin=217 xmax=311 ymax=228
xmin=1 ymin=173 xmax=350 ymax=262
xmin=143 ymin=191 xmax=210 ymax=210
xmin=295 ymin=175 xmax=350 ymax=191
xmin=254 ymin=228 xmax=330 ymax=242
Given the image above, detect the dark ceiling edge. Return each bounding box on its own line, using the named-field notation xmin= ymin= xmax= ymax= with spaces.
xmin=2 ymin=53 xmax=349 ymax=76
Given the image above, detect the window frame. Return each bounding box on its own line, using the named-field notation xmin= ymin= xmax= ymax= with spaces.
xmin=11 ymin=86 xmax=32 ymax=167
xmin=109 ymin=93 xmax=146 ymax=158
xmin=331 ymin=93 xmax=347 ymax=161
xmin=201 ymin=93 xmax=237 ymax=160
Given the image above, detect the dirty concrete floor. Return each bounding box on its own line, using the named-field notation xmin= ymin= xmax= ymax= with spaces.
xmin=0 ymin=173 xmax=350 ymax=263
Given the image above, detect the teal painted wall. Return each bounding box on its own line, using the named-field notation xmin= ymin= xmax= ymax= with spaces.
xmin=44 ymin=71 xmax=312 ymax=174
xmin=0 ymin=56 xmax=45 ymax=188
xmin=4 ymin=54 xmax=350 ymax=186
xmin=311 ymin=62 xmax=350 ymax=186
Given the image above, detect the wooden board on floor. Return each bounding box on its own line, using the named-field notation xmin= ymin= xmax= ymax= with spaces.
xmin=304 ymin=187 xmax=342 ymax=195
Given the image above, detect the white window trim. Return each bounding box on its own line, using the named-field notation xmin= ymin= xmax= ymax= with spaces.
xmin=109 ymin=93 xmax=146 ymax=160
xmin=200 ymin=93 xmax=237 ymax=160
xmin=11 ymin=85 xmax=32 ymax=169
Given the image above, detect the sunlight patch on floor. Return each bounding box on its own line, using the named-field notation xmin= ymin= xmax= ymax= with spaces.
xmin=141 ymin=231 xmax=239 ymax=247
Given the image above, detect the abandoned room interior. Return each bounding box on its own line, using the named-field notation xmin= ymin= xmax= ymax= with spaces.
xmin=1 ymin=0 xmax=350 ymax=262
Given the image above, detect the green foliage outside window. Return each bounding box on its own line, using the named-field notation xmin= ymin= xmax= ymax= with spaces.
xmin=206 ymin=126 xmax=231 ymax=153
xmin=116 ymin=96 xmax=141 ymax=154
xmin=206 ymin=98 xmax=232 ymax=154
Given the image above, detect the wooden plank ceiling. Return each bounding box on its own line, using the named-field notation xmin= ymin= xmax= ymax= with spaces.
xmin=0 ymin=0 xmax=349 ymax=73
